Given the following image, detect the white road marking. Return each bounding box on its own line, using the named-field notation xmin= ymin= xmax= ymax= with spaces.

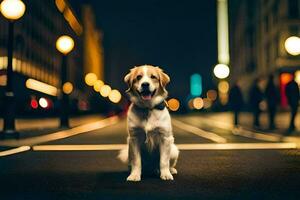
xmin=31 ymin=142 xmax=297 ymax=151
xmin=232 ymin=127 xmax=282 ymax=142
xmin=172 ymin=119 xmax=227 ymax=143
xmin=188 ymin=116 xmax=286 ymax=142
xmin=0 ymin=116 xmax=120 ymax=147
xmin=177 ymin=143 xmax=297 ymax=150
xmin=33 ymin=144 xmax=127 ymax=151
xmin=0 ymin=146 xmax=31 ymax=157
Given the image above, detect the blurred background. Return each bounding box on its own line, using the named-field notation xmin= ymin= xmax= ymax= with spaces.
xmin=0 ymin=0 xmax=299 ymax=128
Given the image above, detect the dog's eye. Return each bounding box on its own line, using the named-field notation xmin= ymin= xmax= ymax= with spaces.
xmin=151 ymin=75 xmax=157 ymax=79
xmin=136 ymin=75 xmax=142 ymax=80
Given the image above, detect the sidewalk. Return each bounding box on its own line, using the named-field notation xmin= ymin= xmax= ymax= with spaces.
xmin=0 ymin=114 xmax=104 ymax=139
xmin=203 ymin=111 xmax=300 ymax=135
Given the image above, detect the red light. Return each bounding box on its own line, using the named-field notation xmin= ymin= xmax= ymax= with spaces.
xmin=280 ymin=73 xmax=293 ymax=108
xmin=30 ymin=99 xmax=38 ymax=109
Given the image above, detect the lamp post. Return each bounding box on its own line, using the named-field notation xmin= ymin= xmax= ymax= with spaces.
xmin=56 ymin=35 xmax=74 ymax=128
xmin=0 ymin=0 xmax=26 ymax=137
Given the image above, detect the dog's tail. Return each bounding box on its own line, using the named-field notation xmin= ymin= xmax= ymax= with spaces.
xmin=117 ymin=146 xmax=128 ymax=164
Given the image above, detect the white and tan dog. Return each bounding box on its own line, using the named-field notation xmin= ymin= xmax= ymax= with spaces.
xmin=118 ymin=65 xmax=179 ymax=181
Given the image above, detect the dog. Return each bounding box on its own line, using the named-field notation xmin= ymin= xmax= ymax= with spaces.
xmin=118 ymin=65 xmax=179 ymax=181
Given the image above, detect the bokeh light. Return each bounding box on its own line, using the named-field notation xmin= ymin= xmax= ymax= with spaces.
xmin=62 ymin=82 xmax=73 ymax=94
xmin=56 ymin=35 xmax=74 ymax=54
xmin=284 ymin=36 xmax=300 ymax=56
xmin=219 ymin=93 xmax=228 ymax=105
xmin=39 ymin=97 xmax=48 ymax=108
xmin=30 ymin=98 xmax=38 ymax=109
xmin=213 ymin=64 xmax=230 ymax=79
xmin=100 ymin=84 xmax=111 ymax=97
xmin=218 ymin=80 xmax=229 ymax=94
xmin=295 ymin=70 xmax=300 ymax=85
xmin=167 ymin=98 xmax=180 ymax=111
xmin=193 ymin=97 xmax=204 ymax=110
xmin=203 ymin=98 xmax=212 ymax=109
xmin=188 ymin=99 xmax=194 ymax=109
xmin=85 ymin=73 xmax=97 ymax=86
xmin=93 ymin=80 xmax=104 ymax=92
xmin=206 ymin=90 xmax=217 ymax=101
xmin=0 ymin=0 xmax=26 ymax=20
xmin=108 ymin=89 xmax=122 ymax=103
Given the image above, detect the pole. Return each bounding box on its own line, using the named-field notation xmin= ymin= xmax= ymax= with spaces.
xmin=60 ymin=55 xmax=69 ymax=128
xmin=1 ymin=21 xmax=18 ymax=137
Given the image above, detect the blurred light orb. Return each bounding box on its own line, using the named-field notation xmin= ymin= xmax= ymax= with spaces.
xmin=108 ymin=89 xmax=122 ymax=103
xmin=85 ymin=73 xmax=97 ymax=86
xmin=214 ymin=64 xmax=230 ymax=79
xmin=207 ymin=90 xmax=217 ymax=101
xmin=0 ymin=75 xmax=7 ymax=86
xmin=203 ymin=98 xmax=212 ymax=109
xmin=93 ymin=80 xmax=104 ymax=92
xmin=284 ymin=36 xmax=300 ymax=56
xmin=100 ymin=85 xmax=111 ymax=97
xmin=30 ymin=99 xmax=38 ymax=109
xmin=295 ymin=70 xmax=300 ymax=85
xmin=167 ymin=98 xmax=180 ymax=111
xmin=56 ymin=35 xmax=74 ymax=54
xmin=0 ymin=0 xmax=26 ymax=20
xmin=39 ymin=97 xmax=48 ymax=108
xmin=219 ymin=93 xmax=229 ymax=105
xmin=193 ymin=97 xmax=204 ymax=110
xmin=218 ymin=81 xmax=229 ymax=94
xmin=62 ymin=82 xmax=73 ymax=94
xmin=188 ymin=99 xmax=194 ymax=109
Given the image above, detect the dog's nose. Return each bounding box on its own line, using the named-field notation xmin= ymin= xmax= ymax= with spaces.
xmin=141 ymin=82 xmax=150 ymax=89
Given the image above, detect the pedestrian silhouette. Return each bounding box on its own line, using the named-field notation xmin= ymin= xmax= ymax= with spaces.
xmin=229 ymin=81 xmax=244 ymax=126
xmin=249 ymin=78 xmax=264 ymax=128
xmin=265 ymin=74 xmax=279 ymax=130
xmin=285 ymin=73 xmax=300 ymax=133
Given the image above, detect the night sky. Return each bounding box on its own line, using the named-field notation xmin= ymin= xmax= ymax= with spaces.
xmin=72 ymin=0 xmax=218 ymax=99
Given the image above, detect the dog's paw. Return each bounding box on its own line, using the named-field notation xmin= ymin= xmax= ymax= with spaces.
xmin=126 ymin=173 xmax=141 ymax=182
xmin=170 ymin=167 xmax=177 ymax=175
xmin=160 ymin=169 xmax=174 ymax=181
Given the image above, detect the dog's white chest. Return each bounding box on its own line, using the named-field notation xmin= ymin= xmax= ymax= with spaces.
xmin=144 ymin=111 xmax=161 ymax=132
xmin=128 ymin=107 xmax=172 ymax=135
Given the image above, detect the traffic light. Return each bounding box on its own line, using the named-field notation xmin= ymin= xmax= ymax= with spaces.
xmin=190 ymin=73 xmax=202 ymax=96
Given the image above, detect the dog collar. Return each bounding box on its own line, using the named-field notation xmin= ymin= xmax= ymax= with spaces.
xmin=153 ymin=100 xmax=167 ymax=110
xmin=133 ymin=100 xmax=168 ymax=111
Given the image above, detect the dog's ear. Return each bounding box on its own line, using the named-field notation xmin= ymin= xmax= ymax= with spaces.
xmin=124 ymin=67 xmax=136 ymax=92
xmin=156 ymin=67 xmax=170 ymax=87
xmin=124 ymin=72 xmax=131 ymax=85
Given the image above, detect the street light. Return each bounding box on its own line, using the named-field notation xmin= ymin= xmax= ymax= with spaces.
xmin=0 ymin=0 xmax=26 ymax=137
xmin=284 ymin=36 xmax=300 ymax=56
xmin=56 ymin=35 xmax=74 ymax=55
xmin=213 ymin=63 xmax=230 ymax=79
xmin=56 ymin=35 xmax=74 ymax=128
xmin=0 ymin=0 xmax=25 ymax=20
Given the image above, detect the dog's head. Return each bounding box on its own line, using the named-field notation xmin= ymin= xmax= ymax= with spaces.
xmin=124 ymin=65 xmax=170 ymax=108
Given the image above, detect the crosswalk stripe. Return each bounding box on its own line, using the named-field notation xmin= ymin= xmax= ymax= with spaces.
xmin=172 ymin=119 xmax=227 ymax=143
xmin=232 ymin=127 xmax=282 ymax=142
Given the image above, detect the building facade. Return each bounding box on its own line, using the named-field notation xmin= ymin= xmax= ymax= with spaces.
xmin=230 ymin=0 xmax=300 ymax=107
xmin=0 ymin=0 xmax=104 ymax=115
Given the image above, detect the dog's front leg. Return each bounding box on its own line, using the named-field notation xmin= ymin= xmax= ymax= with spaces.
xmin=127 ymin=136 xmax=142 ymax=181
xmin=159 ymin=135 xmax=174 ymax=180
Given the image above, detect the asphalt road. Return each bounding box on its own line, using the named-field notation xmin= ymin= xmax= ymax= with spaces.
xmin=1 ymin=114 xmax=300 ymax=200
